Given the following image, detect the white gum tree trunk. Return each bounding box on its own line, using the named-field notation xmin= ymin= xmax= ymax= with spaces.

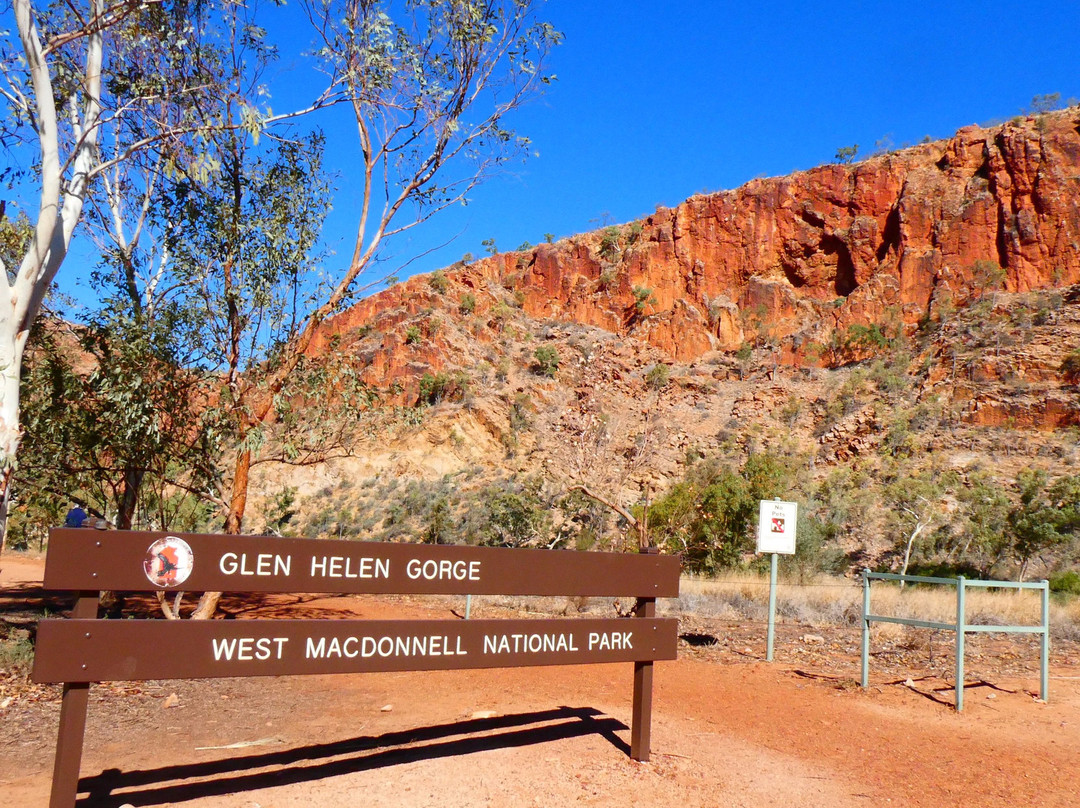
xmin=0 ymin=0 xmax=103 ymax=552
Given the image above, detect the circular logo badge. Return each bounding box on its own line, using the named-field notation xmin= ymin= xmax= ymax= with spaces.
xmin=143 ymin=537 xmax=195 ymax=588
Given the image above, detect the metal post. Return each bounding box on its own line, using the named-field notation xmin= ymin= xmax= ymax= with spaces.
xmin=766 ymin=553 xmax=778 ymax=661
xmin=630 ymin=596 xmax=656 ymax=762
xmin=1040 ymin=580 xmax=1050 ymax=703
xmin=465 ymin=594 xmax=472 ymax=620
xmin=861 ymin=569 xmax=870 ymax=689
xmin=955 ymin=576 xmax=966 ymax=712
xmin=50 ymin=591 xmax=99 ymax=808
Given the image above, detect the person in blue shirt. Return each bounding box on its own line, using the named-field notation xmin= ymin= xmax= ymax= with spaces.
xmin=64 ymin=502 xmax=88 ymax=528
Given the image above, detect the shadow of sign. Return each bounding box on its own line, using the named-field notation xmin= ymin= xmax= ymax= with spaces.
xmin=77 ymin=707 xmax=629 ymax=806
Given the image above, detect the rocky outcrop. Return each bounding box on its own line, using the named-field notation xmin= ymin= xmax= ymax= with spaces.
xmin=311 ymin=110 xmax=1080 ymax=405
xmin=478 ymin=110 xmax=1080 ymax=362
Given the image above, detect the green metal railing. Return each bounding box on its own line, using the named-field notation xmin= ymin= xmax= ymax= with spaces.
xmin=860 ymin=570 xmax=1050 ymax=711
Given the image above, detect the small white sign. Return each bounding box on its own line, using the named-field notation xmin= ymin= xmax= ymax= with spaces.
xmin=757 ymin=500 xmax=798 ymax=555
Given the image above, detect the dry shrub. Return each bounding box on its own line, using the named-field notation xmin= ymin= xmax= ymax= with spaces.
xmin=677 ymin=574 xmax=1079 ymax=637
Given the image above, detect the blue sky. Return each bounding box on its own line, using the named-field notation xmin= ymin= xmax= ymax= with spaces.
xmin=25 ymin=0 xmax=1080 ymax=303
xmin=311 ymin=0 xmax=1080 ymax=290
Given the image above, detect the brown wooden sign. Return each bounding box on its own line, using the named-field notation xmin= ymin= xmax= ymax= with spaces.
xmin=36 ymin=529 xmax=681 ymax=807
xmin=33 ymin=617 xmax=678 ymax=683
xmin=44 ymin=528 xmax=681 ymax=597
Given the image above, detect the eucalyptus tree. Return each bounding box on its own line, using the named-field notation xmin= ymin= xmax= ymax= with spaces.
xmin=0 ymin=0 xmax=270 ymax=549
xmin=16 ymin=311 xmax=220 ymax=532
xmin=1007 ymin=470 xmax=1080 ymax=581
xmin=171 ymin=0 xmax=561 ymax=618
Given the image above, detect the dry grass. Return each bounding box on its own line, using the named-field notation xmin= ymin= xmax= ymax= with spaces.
xmin=676 ymin=573 xmax=1080 ymax=641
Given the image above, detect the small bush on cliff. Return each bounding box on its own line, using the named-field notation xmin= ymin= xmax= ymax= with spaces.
xmin=429 ymin=270 xmax=449 ymax=294
xmin=632 ymin=285 xmax=657 ymax=314
xmin=1060 ymin=351 xmax=1080 ymax=382
xmin=598 ymin=226 xmax=622 ymax=261
xmin=645 ymin=363 xmax=671 ymax=390
xmin=533 ymin=345 xmax=560 ymax=377
xmin=835 ymin=144 xmax=859 ymax=164
xmin=417 ymin=371 xmax=469 ymax=405
xmin=598 ymin=266 xmax=618 ymax=290
xmin=459 ymin=293 xmax=476 ymax=315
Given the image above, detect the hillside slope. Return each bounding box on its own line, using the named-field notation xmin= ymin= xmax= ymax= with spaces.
xmin=254 ymin=111 xmax=1080 ymax=578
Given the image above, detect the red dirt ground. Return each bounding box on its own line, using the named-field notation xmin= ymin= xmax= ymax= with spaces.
xmin=2 ymin=554 xmax=1078 ymax=807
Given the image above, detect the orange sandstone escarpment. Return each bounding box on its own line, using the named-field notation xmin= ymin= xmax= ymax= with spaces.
xmin=314 ymin=110 xmax=1080 ymax=374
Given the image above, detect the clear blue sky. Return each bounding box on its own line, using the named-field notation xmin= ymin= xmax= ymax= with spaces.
xmin=312 ymin=0 xmax=1080 ymax=290
xmin=40 ymin=1 xmax=1080 ymax=302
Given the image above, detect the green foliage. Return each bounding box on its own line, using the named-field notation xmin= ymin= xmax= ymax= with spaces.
xmin=598 ymin=226 xmax=622 ymax=261
xmin=0 ymin=208 xmax=33 ymax=273
xmin=1007 ymin=470 xmax=1080 ymax=579
xmin=495 ymin=357 xmax=512 ymax=381
xmin=481 ymin=477 xmax=549 ymax=547
xmin=1026 ymin=93 xmax=1062 ymax=114
xmin=405 ymin=325 xmax=423 ymax=344
xmin=632 ymin=285 xmax=657 ymax=314
xmin=1049 ymin=570 xmax=1080 ymax=596
xmin=971 ymin=259 xmax=1006 ymax=297
xmin=774 ymin=511 xmax=847 ymax=582
xmin=15 ymin=297 xmax=220 ymax=535
xmin=869 ymin=356 xmax=909 ymax=395
xmin=649 ymin=454 xmax=792 ymax=575
xmin=458 ymin=293 xmax=477 ymax=315
xmin=429 ymin=270 xmax=449 ymax=294
xmin=533 ymin=345 xmax=560 ymax=377
xmin=516 ymin=241 xmax=533 ymax=252
xmin=844 ymin=322 xmax=894 ymax=353
xmin=417 ymin=371 xmax=470 ymax=406
xmin=955 ymin=473 xmax=1012 ymax=571
xmin=264 ymin=486 xmax=298 ymax=536
xmin=835 ymin=144 xmax=859 ymax=164
xmin=424 ymin=497 xmax=451 ymax=544
xmin=598 ymin=266 xmax=618 ymax=290
xmin=881 ymin=413 xmax=916 ymax=458
xmin=779 ymin=395 xmax=802 ymax=426
xmin=884 ymin=470 xmax=951 ymax=576
xmin=645 ymin=363 xmax=671 ymax=390
xmin=543 ymin=233 xmax=555 ymax=244
xmin=491 ymin=301 xmax=514 ymax=326
xmin=482 ymin=238 xmax=498 ymax=256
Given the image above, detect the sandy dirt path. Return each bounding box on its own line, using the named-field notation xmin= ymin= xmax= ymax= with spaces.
xmin=2 ymin=555 xmax=1077 ymax=807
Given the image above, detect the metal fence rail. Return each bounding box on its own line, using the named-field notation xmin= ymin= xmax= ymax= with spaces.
xmin=860 ymin=570 xmax=1050 ymax=711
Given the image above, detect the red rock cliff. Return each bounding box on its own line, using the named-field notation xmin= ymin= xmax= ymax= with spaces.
xmin=314 ymin=110 xmax=1080 ymax=374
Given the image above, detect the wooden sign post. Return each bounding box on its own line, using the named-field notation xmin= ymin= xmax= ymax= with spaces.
xmin=34 ymin=529 xmax=681 ymax=807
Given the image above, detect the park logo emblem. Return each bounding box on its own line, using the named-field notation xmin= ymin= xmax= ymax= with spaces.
xmin=143 ymin=537 xmax=195 ymax=588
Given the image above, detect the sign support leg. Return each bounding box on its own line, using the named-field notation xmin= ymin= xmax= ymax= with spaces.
xmin=630 ymin=596 xmax=656 ymax=762
xmin=766 ymin=553 xmax=778 ymax=661
xmin=955 ymin=576 xmax=966 ymax=712
xmin=49 ymin=591 xmax=99 ymax=808
xmin=1040 ymin=579 xmax=1049 ymax=702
